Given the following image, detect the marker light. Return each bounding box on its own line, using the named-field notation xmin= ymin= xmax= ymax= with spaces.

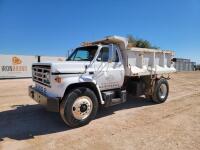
xmin=55 ymin=76 xmax=62 ymax=83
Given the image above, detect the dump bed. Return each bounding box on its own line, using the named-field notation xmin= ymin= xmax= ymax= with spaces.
xmin=90 ymin=35 xmax=176 ymax=76
xmin=121 ymin=47 xmax=176 ymax=76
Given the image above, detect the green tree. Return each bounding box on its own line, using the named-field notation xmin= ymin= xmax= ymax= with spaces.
xmin=127 ymin=35 xmax=137 ymax=47
xmin=127 ymin=35 xmax=159 ymax=49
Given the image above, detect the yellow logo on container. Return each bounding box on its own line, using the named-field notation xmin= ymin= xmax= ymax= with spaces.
xmin=12 ymin=57 xmax=22 ymax=65
xmin=1 ymin=56 xmax=27 ymax=72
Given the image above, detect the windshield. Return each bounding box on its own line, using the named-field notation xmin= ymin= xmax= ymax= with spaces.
xmin=67 ymin=46 xmax=98 ymax=61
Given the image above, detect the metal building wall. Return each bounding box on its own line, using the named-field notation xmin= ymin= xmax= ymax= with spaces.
xmin=174 ymin=58 xmax=196 ymax=71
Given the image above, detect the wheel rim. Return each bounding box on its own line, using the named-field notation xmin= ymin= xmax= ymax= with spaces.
xmin=72 ymin=96 xmax=93 ymax=120
xmin=159 ymin=84 xmax=167 ymax=99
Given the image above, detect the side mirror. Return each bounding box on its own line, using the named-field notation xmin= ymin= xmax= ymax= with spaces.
xmin=108 ymin=44 xmax=114 ymax=63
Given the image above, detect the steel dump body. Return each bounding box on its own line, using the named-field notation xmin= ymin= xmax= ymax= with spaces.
xmin=122 ymin=47 xmax=176 ymax=76
xmin=91 ymin=36 xmax=176 ymax=77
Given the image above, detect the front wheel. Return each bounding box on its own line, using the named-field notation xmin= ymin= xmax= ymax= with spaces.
xmin=151 ymin=78 xmax=169 ymax=103
xmin=60 ymin=87 xmax=98 ymax=127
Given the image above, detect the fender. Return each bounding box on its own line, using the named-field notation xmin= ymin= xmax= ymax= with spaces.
xmin=60 ymin=74 xmax=105 ymax=105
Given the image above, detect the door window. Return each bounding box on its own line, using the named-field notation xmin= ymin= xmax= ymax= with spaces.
xmin=97 ymin=47 xmax=109 ymax=62
xmin=97 ymin=46 xmax=120 ymax=62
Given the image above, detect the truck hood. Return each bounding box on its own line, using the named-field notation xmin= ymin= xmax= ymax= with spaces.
xmin=33 ymin=61 xmax=90 ymax=74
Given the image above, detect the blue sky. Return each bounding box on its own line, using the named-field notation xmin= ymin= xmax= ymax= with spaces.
xmin=0 ymin=0 xmax=200 ymax=63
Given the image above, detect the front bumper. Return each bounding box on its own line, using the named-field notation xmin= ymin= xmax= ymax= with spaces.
xmin=28 ymin=86 xmax=60 ymax=112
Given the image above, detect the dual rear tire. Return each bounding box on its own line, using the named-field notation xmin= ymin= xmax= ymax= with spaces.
xmin=151 ymin=78 xmax=169 ymax=103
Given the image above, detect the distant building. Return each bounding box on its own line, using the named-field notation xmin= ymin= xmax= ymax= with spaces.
xmin=195 ymin=64 xmax=200 ymax=71
xmin=173 ymin=58 xmax=196 ymax=71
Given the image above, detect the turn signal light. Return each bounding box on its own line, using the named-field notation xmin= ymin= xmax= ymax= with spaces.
xmin=55 ymin=76 xmax=62 ymax=83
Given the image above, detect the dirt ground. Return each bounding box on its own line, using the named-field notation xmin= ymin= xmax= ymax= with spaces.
xmin=0 ymin=72 xmax=200 ymax=150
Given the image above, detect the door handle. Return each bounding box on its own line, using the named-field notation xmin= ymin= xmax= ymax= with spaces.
xmin=89 ymin=71 xmax=94 ymax=75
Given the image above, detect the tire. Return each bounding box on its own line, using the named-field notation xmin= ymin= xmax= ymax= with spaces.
xmin=152 ymin=78 xmax=169 ymax=103
xmin=60 ymin=87 xmax=98 ymax=127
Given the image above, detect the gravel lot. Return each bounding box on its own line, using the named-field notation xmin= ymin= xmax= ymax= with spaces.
xmin=0 ymin=72 xmax=200 ymax=150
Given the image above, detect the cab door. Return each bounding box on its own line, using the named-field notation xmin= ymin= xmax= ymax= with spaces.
xmin=93 ymin=45 xmax=124 ymax=90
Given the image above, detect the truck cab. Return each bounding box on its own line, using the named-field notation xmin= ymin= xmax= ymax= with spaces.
xmin=29 ymin=36 xmax=175 ymax=127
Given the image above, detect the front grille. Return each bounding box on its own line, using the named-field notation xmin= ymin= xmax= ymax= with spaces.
xmin=32 ymin=65 xmax=51 ymax=87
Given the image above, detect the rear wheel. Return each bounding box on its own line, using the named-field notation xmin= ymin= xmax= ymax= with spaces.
xmin=60 ymin=87 xmax=98 ymax=127
xmin=151 ymin=78 xmax=169 ymax=103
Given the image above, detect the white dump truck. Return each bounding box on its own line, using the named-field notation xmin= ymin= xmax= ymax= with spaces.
xmin=29 ymin=36 xmax=176 ymax=127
